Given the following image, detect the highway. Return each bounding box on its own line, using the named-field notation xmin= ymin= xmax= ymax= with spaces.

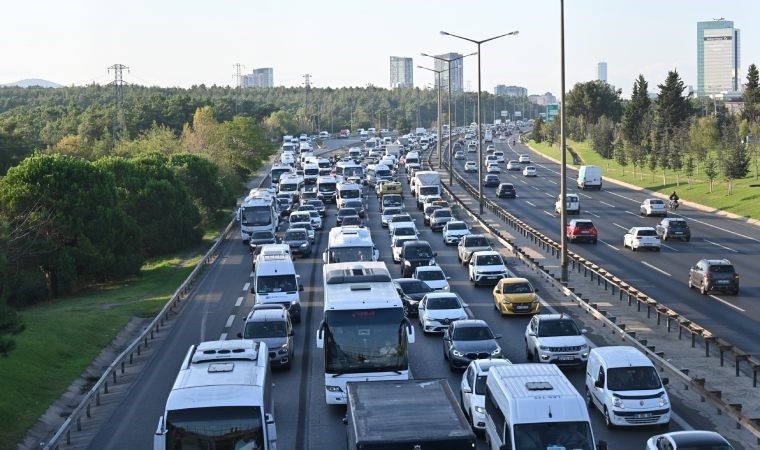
xmin=86 ymin=139 xmax=716 ymax=450
xmin=449 ymin=136 xmax=760 ymax=354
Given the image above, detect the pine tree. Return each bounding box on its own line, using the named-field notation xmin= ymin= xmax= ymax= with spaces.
xmin=655 ymin=70 xmax=691 ymax=138
xmin=742 ymin=64 xmax=760 ymax=124
xmin=621 ymin=75 xmax=651 ymax=147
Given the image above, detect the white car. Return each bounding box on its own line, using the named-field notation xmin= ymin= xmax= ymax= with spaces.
xmin=467 ymin=144 xmax=477 ymax=153
xmin=486 ymin=145 xmax=495 ymax=153
xmin=381 ymin=207 xmax=403 ymax=227
xmin=485 ymin=155 xmax=499 ymax=165
xmin=524 ymin=314 xmax=589 ymax=367
xmin=464 ymin=161 xmax=477 ymax=172
xmin=522 ymin=165 xmax=537 ymax=177
xmin=454 ymin=150 xmax=466 ymax=160
xmin=307 ymin=210 xmax=323 ymax=230
xmin=506 ymin=160 xmax=521 ymax=171
xmin=442 ymin=220 xmax=470 ymax=245
xmin=640 ymin=198 xmax=668 ymax=217
xmin=518 ymin=154 xmax=531 ymax=163
xmin=493 ymin=151 xmax=505 ymax=163
xmin=468 ymin=250 xmax=510 ymax=286
xmin=418 ymin=293 xmax=468 ymax=334
xmin=390 ymin=225 xmax=418 ymax=242
xmin=392 ymin=235 xmax=418 ymax=263
xmin=413 ymin=266 xmax=450 ymax=291
xmin=460 ymin=359 xmax=512 ymax=430
xmin=388 ymin=214 xmax=416 ymax=235
xmin=554 ymin=193 xmax=580 ymax=215
xmin=646 ymin=431 xmax=733 ymax=450
xmin=624 ymin=226 xmax=661 ymax=251
xmin=486 ymin=163 xmax=501 ymax=174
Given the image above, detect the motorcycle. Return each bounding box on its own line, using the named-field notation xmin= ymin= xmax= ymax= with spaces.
xmin=669 ymin=199 xmax=680 ymax=211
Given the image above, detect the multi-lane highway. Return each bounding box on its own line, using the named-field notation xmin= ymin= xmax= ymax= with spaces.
xmin=450 ymin=137 xmax=760 ymax=354
xmin=84 ymin=139 xmax=726 ymax=450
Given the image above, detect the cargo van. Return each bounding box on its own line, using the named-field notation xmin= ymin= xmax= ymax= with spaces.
xmin=585 ymin=346 xmax=670 ymax=428
xmin=252 ymin=246 xmax=303 ymax=323
xmin=577 ymin=165 xmax=602 ymax=190
xmin=485 ymin=363 xmax=606 ymax=450
xmin=555 ymin=193 xmax=580 ymax=215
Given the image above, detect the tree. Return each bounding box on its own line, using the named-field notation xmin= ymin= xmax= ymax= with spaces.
xmin=621 ymin=75 xmax=652 ymax=147
xmin=614 ymin=143 xmax=628 ymax=175
xmin=589 ymin=116 xmax=615 ymax=158
xmin=704 ymin=157 xmax=719 ymax=193
xmin=169 ymin=153 xmax=232 ymax=226
xmin=742 ymin=64 xmax=760 ymax=124
xmin=720 ymin=122 xmax=751 ymax=195
xmin=532 ymin=116 xmax=545 ymax=143
xmin=655 ymin=70 xmax=692 ymax=139
xmin=565 ymin=80 xmax=623 ymax=127
xmin=688 ymin=116 xmax=717 ymax=173
xmin=684 ymin=155 xmax=695 ymax=185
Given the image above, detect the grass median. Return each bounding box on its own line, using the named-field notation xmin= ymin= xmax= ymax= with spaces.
xmin=0 ymin=212 xmax=234 ymax=448
xmin=529 ymin=139 xmax=760 ymax=220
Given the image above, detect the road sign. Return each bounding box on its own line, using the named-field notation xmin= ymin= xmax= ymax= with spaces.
xmin=514 ymin=111 xmax=522 ymax=118
xmin=500 ymin=110 xmax=508 ymax=117
xmin=546 ymin=104 xmax=559 ymax=122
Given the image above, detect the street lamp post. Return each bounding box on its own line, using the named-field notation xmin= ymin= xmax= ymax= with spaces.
xmin=441 ymin=30 xmax=519 ymax=214
xmin=559 ymin=0 xmax=568 ymax=282
xmin=421 ymin=52 xmax=477 ymax=185
xmin=418 ymin=65 xmax=446 ymax=171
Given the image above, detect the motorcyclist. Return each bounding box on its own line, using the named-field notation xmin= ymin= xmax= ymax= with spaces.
xmin=669 ymin=191 xmax=680 ymax=210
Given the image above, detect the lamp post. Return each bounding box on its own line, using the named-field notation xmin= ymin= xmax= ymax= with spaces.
xmin=559 ymin=0 xmax=568 ymax=282
xmin=418 ymin=65 xmax=446 ymax=170
xmin=421 ymin=51 xmax=477 ymax=184
xmin=441 ymin=30 xmax=519 ymax=214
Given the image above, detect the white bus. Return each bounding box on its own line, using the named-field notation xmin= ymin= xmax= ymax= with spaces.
xmin=316 ymin=262 xmax=416 ymax=404
xmin=322 ymin=226 xmax=379 ymax=264
xmin=153 ymin=339 xmax=277 ymax=450
xmin=239 ymin=190 xmax=278 ymax=244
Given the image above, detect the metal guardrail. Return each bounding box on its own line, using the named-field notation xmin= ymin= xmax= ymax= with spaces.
xmin=429 ymin=145 xmax=760 ymax=441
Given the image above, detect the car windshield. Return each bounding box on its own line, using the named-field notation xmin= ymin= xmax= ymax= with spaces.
xmin=251 ymin=232 xmax=274 ymax=240
xmin=427 ymin=297 xmax=461 ymax=310
xmin=433 ymin=210 xmax=451 ymax=218
xmin=383 ymin=208 xmax=402 ymax=216
xmin=255 ymin=274 xmax=297 ymax=294
xmin=244 ymin=320 xmax=286 ymax=339
xmin=338 ymin=208 xmax=358 ymax=217
xmin=607 ymin=366 xmax=662 ymax=391
xmin=453 ymin=326 xmax=494 ymax=341
xmin=291 ymin=214 xmax=310 ymax=223
xmin=502 ymin=282 xmax=534 ymax=294
xmin=513 ymin=422 xmax=594 ymax=450
xmin=538 ymin=320 xmax=580 ymax=337
xmin=397 ymin=280 xmax=432 ymax=294
xmin=667 ymin=220 xmax=687 ymax=228
xmin=341 ymin=216 xmax=361 ymax=226
xmin=285 ymin=230 xmax=307 ymax=241
xmin=417 ymin=270 xmax=445 ymax=281
xmin=392 ymin=215 xmax=412 ymax=223
xmin=425 ymin=206 xmax=441 ymax=214
xmin=345 ymin=201 xmax=363 ymax=209
xmin=650 ymin=199 xmax=665 ymax=205
xmin=307 ymin=200 xmax=324 ymax=208
xmin=447 ymin=223 xmax=467 ymax=230
xmin=476 ymin=254 xmax=502 ymax=266
xmin=466 ymin=237 xmax=489 ymax=247
xmin=405 ymin=246 xmax=432 ymax=259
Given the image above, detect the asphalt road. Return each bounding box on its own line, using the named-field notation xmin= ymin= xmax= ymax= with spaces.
xmin=449 ymin=136 xmax=760 ymax=354
xmin=88 ymin=142 xmax=706 ymax=450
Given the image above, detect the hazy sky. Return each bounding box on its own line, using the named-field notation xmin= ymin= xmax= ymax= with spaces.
xmin=2 ymin=0 xmax=758 ymax=97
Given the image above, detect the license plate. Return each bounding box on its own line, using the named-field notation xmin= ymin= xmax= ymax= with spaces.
xmin=515 ymin=305 xmax=530 ymax=310
xmin=673 ymin=231 xmax=683 ymax=235
xmin=717 ymin=280 xmax=730 ymax=284
xmin=486 ymin=276 xmax=497 ymax=280
xmin=559 ymin=356 xmax=575 ymax=360
xmin=634 ymin=413 xmax=652 ymax=418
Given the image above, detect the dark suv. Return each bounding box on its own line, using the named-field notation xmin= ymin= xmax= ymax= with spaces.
xmin=656 ymin=218 xmax=691 ymax=241
xmin=239 ymin=304 xmax=294 ymax=369
xmin=496 ymin=183 xmax=516 ymax=198
xmin=400 ymin=240 xmax=437 ymax=277
xmin=688 ymin=259 xmax=739 ymax=295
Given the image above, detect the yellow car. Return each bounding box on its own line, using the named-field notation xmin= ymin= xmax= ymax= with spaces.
xmin=492 ymin=278 xmax=540 ymax=316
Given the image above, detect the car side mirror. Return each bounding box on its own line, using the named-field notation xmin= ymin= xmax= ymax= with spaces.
xmin=250 ymin=286 xmax=255 ymax=294
xmin=446 ymin=276 xmax=451 ymax=280
xmin=662 ymin=377 xmax=669 ymax=386
xmin=289 ymin=330 xmax=294 ymax=336
xmin=581 ymin=328 xmax=587 ymax=334
xmin=495 ymin=334 xmax=503 ymax=339
xmin=433 ymin=252 xmax=438 ymax=257
xmin=462 ymin=303 xmax=469 ymax=308
xmin=299 ymin=284 xmax=304 ymax=292
xmin=534 ymin=288 xmax=539 ymax=293
xmin=595 ymin=378 xmax=604 ymax=388
xmin=237 ymin=332 xmax=243 ymax=338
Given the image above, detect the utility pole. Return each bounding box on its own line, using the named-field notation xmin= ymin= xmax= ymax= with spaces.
xmin=303 ymin=74 xmax=312 ymax=131
xmin=107 ymin=63 xmax=129 ymax=144
xmin=232 ymin=63 xmax=244 ymax=115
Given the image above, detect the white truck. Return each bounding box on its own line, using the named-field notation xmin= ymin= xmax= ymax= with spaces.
xmin=484 ymin=130 xmax=493 ymax=143
xmin=413 ymin=171 xmax=442 ymax=209
xmin=385 ymin=144 xmax=402 ymax=159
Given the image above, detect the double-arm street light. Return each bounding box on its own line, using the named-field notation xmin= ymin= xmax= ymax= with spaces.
xmin=421 ymin=51 xmax=477 ymax=186
xmin=418 ymin=65 xmax=446 ymax=170
xmin=441 ymin=30 xmax=518 ymax=214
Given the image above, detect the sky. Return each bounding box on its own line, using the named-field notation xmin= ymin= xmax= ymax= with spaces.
xmin=2 ymin=0 xmax=759 ymax=98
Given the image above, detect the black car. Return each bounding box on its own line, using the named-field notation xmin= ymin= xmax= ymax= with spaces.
xmin=306 ymin=199 xmax=326 ymax=216
xmin=496 ymin=183 xmax=516 ymax=198
xmin=281 ymin=229 xmax=311 ymax=257
xmin=341 ymin=215 xmax=364 ymax=227
xmin=688 ymin=259 xmax=739 ymax=295
xmin=343 ymin=199 xmax=366 ymax=218
xmin=656 ymin=218 xmax=691 ymax=241
xmin=393 ymin=278 xmax=433 ymax=316
xmin=400 ymin=240 xmax=437 ymax=278
xmin=483 ymin=174 xmax=500 ymax=187
xmin=248 ymin=231 xmax=276 ymax=252
xmin=443 ymin=320 xmax=503 ymax=370
xmin=337 ymin=207 xmax=359 ymax=226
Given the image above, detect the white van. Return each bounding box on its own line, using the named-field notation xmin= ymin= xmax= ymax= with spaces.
xmin=323 ymin=226 xmax=379 ymax=263
xmin=252 ymin=246 xmax=303 ymax=323
xmin=555 ymin=193 xmax=580 ymax=215
xmin=577 ymin=165 xmax=602 ymax=190
xmin=585 ymin=346 xmax=670 ymax=428
xmin=485 ymin=363 xmax=606 ymax=450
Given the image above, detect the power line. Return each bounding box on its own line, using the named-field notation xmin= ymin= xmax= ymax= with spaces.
xmin=107 ymin=63 xmax=129 ymax=143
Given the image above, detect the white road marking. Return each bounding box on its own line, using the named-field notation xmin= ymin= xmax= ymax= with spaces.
xmin=612 ymin=223 xmax=628 ymax=230
xmin=520 ymin=179 xmax=528 ymax=185
xmin=525 ymin=201 xmax=536 ymax=207
xmin=219 ymin=332 xmax=227 ymax=341
xmin=235 ymin=296 xmax=244 ymax=307
xmin=532 ymin=186 xmax=540 ymax=191
xmin=543 ymin=210 xmax=555 ymax=217
xmin=599 ymin=239 xmax=620 ymax=251
xmin=605 ymin=190 xmax=640 ymax=203
xmin=583 ymin=210 xmax=600 ymax=218
xmin=546 ymin=179 xmax=558 ymax=184
xmin=599 ymin=201 xmax=616 ymax=208
xmin=243 ymin=282 xmax=250 ymax=291
xmin=544 ymin=192 xmax=554 ymax=198
xmin=577 ymin=192 xmax=592 ymax=199
xmin=704 ymin=239 xmax=739 ymax=253
xmin=625 ymin=211 xmax=640 ymax=217
xmin=660 ymin=243 xmax=679 ymax=252
xmin=225 ymin=315 xmax=235 ymax=328
xmin=641 ymin=261 xmax=672 ymax=277
xmin=249 ymin=271 xmax=254 ymax=278
xmin=709 ymin=295 xmax=746 ymax=312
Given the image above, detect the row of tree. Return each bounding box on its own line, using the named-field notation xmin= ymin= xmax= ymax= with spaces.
xmin=532 ymin=65 xmax=759 ymax=193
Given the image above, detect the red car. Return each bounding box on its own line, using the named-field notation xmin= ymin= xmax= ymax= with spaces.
xmin=566 ymin=219 xmax=598 ymax=244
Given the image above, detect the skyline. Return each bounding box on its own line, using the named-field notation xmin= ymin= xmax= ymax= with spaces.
xmin=2 ymin=0 xmax=759 ymax=97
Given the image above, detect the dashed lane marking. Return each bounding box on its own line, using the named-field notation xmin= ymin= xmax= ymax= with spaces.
xmin=225 ymin=315 xmax=235 ymax=328
xmin=641 ymin=261 xmax=672 ymax=277
xmin=235 ymin=296 xmax=244 ymax=307
xmin=243 ymin=282 xmax=250 ymax=291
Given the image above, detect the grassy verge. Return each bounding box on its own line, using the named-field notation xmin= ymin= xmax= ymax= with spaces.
xmin=0 ymin=212 xmax=233 ymax=447
xmin=529 ymin=139 xmax=760 ymax=220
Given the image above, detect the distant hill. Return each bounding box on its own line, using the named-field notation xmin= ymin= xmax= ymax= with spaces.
xmin=2 ymin=78 xmax=63 ymax=88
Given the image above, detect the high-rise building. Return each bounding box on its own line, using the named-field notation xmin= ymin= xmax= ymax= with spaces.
xmin=596 ymin=62 xmax=608 ymax=82
xmin=390 ymin=56 xmax=414 ymax=89
xmin=242 ymin=68 xmax=273 ymax=88
xmin=528 ymin=92 xmax=557 ymax=106
xmin=697 ymin=19 xmax=740 ymax=96
xmin=494 ymin=85 xmax=527 ymax=97
xmin=434 ymin=53 xmax=464 ymax=92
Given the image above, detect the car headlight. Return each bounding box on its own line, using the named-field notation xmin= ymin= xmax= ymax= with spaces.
xmin=539 ymin=345 xmax=550 ymax=350
xmin=300 ymin=243 xmax=309 ymax=248
xmin=491 ymin=347 xmax=502 ymax=355
xmin=474 ymin=406 xmax=485 ymax=414
xmin=612 ymin=397 xmax=624 ymax=409
xmin=659 ymin=395 xmax=669 ymax=407
xmin=429 ymin=259 xmax=436 ymax=266
xmin=404 ymin=260 xmax=411 ymax=266
xmin=452 ymin=349 xmax=464 ymax=357
xmin=290 ymin=300 xmax=298 ymax=305
xmin=502 ymin=300 xmax=512 ymax=305
xmin=442 ymin=285 xmax=450 ymax=291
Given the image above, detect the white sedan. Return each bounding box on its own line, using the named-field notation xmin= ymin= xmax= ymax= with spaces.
xmin=443 ymin=220 xmax=470 ymax=245
xmin=506 ymin=160 xmax=521 ymax=171
xmin=464 ymin=161 xmax=477 ymax=172
xmin=640 ymin=198 xmax=668 ymax=217
xmin=623 ymin=227 xmax=661 ymax=251
xmin=486 ymin=163 xmax=501 ymax=174
xmin=413 ymin=266 xmax=451 ymax=291
xmin=418 ymin=293 xmax=468 ymax=334
xmin=522 ymin=165 xmax=537 ymax=177
xmin=454 ymin=150 xmax=466 ymax=160
xmin=518 ymin=154 xmax=531 ymax=163
xmin=388 ymin=214 xmax=416 ymax=235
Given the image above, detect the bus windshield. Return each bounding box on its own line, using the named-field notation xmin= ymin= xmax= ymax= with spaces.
xmin=512 ymin=421 xmax=593 ymax=450
xmin=271 ymin=168 xmax=291 ymax=183
xmin=166 ymin=406 xmax=264 ymax=450
xmin=318 ymin=183 xmax=336 ymax=193
xmin=327 ymin=246 xmax=374 ymax=263
xmin=324 ymin=308 xmax=408 ymax=374
xmin=242 ymin=206 xmax=272 ymax=227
